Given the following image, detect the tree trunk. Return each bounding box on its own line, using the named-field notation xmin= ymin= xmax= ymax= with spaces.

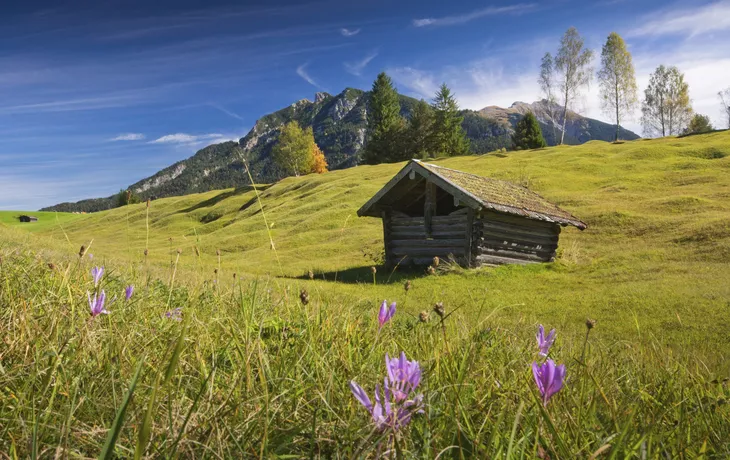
xmin=615 ymin=80 xmax=620 ymax=142
xmin=560 ymin=98 xmax=568 ymax=145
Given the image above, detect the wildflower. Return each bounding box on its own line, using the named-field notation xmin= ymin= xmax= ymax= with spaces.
xmin=88 ymin=291 xmax=110 ymax=316
xmin=165 ymin=307 xmax=182 ymax=321
xmin=349 ymin=352 xmax=424 ymax=431
xmin=404 ymin=280 xmax=411 ymax=292
xmin=91 ymin=266 xmax=104 ymax=287
xmin=124 ymin=285 xmax=134 ymax=301
xmin=378 ymin=300 xmax=396 ymax=328
xmin=532 ymin=359 xmax=566 ymax=406
xmin=419 ymin=311 xmax=429 ymax=323
xmin=385 ymin=352 xmax=422 ymax=402
xmin=536 ymin=324 xmax=556 ymax=357
xmin=433 ymin=302 xmax=445 ymax=318
xmin=300 ymin=289 xmax=310 ymax=305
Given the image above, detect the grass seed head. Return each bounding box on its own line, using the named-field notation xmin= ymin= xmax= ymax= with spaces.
xmin=419 ymin=310 xmax=430 ymax=322
xmin=299 ymin=289 xmax=309 ymax=305
xmin=433 ymin=301 xmax=445 ymax=318
xmin=308 ymin=270 xmax=314 ymax=280
xmin=47 ymin=262 xmax=56 ymax=270
xmin=586 ymin=318 xmax=596 ymax=330
xmin=433 ymin=256 xmax=440 ymax=267
xmin=176 ymin=248 xmax=182 ymax=255
xmin=404 ymin=280 xmax=411 ymax=292
xmin=370 ymin=266 xmax=377 ymax=274
xmin=143 ymin=249 xmax=148 ymax=257
xmin=78 ymin=245 xmax=85 ymax=258
xmin=427 ymin=265 xmax=436 ymax=276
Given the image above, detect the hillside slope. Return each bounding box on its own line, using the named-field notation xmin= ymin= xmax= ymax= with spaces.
xmin=12 ymin=132 xmax=730 ymax=361
xmin=43 ymin=90 xmax=637 ymax=212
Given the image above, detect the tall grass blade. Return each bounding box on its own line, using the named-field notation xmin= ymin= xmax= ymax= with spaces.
xmin=98 ymin=359 xmax=144 ymax=460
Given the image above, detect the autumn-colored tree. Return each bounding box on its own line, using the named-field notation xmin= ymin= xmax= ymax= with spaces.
xmin=311 ymin=143 xmax=328 ymax=173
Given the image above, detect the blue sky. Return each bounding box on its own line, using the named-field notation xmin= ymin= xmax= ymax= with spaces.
xmin=1 ymin=0 xmax=729 ymax=210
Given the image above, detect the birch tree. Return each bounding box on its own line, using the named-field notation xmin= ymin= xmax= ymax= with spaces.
xmin=538 ymin=53 xmax=559 ymax=143
xmin=641 ymin=65 xmax=692 ymax=137
xmin=720 ymin=87 xmax=730 ymax=129
xmin=597 ymin=32 xmax=638 ymax=141
xmin=554 ymin=27 xmax=594 ymax=145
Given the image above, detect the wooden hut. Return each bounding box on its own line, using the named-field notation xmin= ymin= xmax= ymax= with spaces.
xmin=357 ymin=160 xmax=586 ymax=267
xmin=18 ymin=215 xmax=38 ymax=223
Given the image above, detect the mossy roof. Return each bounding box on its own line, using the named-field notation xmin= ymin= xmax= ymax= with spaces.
xmin=359 ymin=160 xmax=587 ymax=229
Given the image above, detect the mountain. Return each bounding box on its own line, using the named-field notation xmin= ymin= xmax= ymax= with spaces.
xmin=479 ymin=100 xmax=640 ymax=146
xmin=42 ymin=89 xmax=638 ymax=212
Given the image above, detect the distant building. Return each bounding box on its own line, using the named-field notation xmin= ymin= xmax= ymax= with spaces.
xmin=357 ymin=160 xmax=587 ymax=267
xmin=18 ymin=215 xmax=38 ymax=223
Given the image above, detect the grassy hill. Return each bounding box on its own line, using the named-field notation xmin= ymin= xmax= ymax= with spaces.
xmin=6 ymin=131 xmax=730 ymax=362
xmin=3 ymin=131 xmax=730 ymax=457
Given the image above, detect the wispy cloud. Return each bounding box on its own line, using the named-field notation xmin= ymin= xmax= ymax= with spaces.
xmin=296 ymin=63 xmax=321 ymax=88
xmin=344 ymin=50 xmax=378 ymax=76
xmin=340 ymin=27 xmax=361 ymax=37
xmin=630 ymin=0 xmax=730 ymax=37
xmin=110 ymin=133 xmax=145 ymax=141
xmin=388 ymin=67 xmax=440 ymax=100
xmin=413 ymin=3 xmax=537 ymax=27
xmin=150 ymin=133 xmax=226 ymax=144
xmin=208 ymin=103 xmax=246 ymax=122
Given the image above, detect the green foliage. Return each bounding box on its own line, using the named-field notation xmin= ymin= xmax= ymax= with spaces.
xmin=598 ymin=32 xmax=638 ymax=141
xmin=116 ymin=189 xmax=142 ymax=207
xmin=512 ymin=112 xmax=547 ymax=150
xmin=272 ymin=121 xmax=316 ymax=176
xmin=363 ymin=73 xmax=406 ymax=164
xmin=430 ymin=83 xmax=470 ymax=156
xmin=404 ymin=99 xmax=435 ymax=159
xmin=684 ymin=114 xmax=714 ymax=135
xmin=642 ymin=65 xmax=693 ymax=137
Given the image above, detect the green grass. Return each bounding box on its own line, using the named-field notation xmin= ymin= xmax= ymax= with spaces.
xmin=0 ymin=210 xmax=85 ymax=232
xmin=2 ymin=132 xmax=730 ymax=456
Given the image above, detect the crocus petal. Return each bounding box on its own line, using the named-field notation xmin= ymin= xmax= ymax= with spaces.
xmin=388 ymin=302 xmax=396 ymax=320
xmin=378 ymin=300 xmax=388 ymax=326
xmin=350 ymin=381 xmax=373 ymax=411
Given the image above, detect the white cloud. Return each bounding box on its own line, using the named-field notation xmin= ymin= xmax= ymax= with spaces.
xmin=413 ymin=3 xmax=537 ymax=27
xmin=389 ymin=67 xmax=440 ymax=100
xmin=340 ymin=27 xmax=361 ymax=37
xmin=296 ymin=63 xmax=320 ymax=88
xmin=150 ymin=133 xmax=226 ymax=144
xmin=630 ymin=1 xmax=730 ymax=37
xmin=344 ymin=51 xmax=378 ymax=76
xmin=208 ymin=103 xmax=245 ymax=122
xmin=110 ymin=133 xmax=145 ymax=141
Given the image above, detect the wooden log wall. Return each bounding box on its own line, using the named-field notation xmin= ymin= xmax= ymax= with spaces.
xmin=385 ymin=213 xmax=468 ymax=266
xmin=473 ymin=211 xmax=561 ymax=266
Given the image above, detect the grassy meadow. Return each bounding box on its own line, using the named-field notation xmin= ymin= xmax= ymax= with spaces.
xmin=1 ymin=131 xmax=730 ymax=457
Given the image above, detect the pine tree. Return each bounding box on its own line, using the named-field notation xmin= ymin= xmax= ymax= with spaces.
xmin=430 ymin=83 xmax=470 ymax=157
xmin=597 ymin=32 xmax=638 ymax=141
xmin=405 ymin=99 xmax=435 ymax=159
xmin=512 ymin=112 xmax=547 ymax=150
xmin=363 ymin=72 xmax=404 ymax=164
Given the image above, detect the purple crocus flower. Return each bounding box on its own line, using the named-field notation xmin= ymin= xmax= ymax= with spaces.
xmin=124 ymin=285 xmax=134 ymax=301
xmin=378 ymin=300 xmax=396 ymax=328
xmin=536 ymin=324 xmax=556 ymax=357
xmin=87 ymin=290 xmax=110 ymax=316
xmin=350 ymin=352 xmax=424 ymax=431
xmin=385 ymin=352 xmax=422 ymax=402
xmin=88 ymin=253 xmax=94 ymax=260
xmin=91 ymin=266 xmax=104 ymax=287
xmin=532 ymin=359 xmax=566 ymax=406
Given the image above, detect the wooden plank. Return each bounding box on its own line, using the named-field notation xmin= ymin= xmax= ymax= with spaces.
xmin=391 ymin=239 xmax=465 ymax=248
xmin=382 ymin=210 xmax=393 ymax=268
xmin=480 ymin=237 xmax=557 ymax=253
xmin=464 ymin=208 xmax=474 ymax=268
xmin=391 ymin=218 xmax=425 ymax=227
xmin=424 ymin=181 xmax=436 ymax=236
xmin=432 ymin=224 xmax=467 ymax=233
xmin=477 ymin=229 xmax=559 ymax=246
xmin=479 ymin=219 xmax=560 ymax=238
xmin=449 ymin=208 xmax=469 ymax=216
xmin=478 ymin=247 xmax=553 ymax=262
xmin=482 ymin=210 xmax=559 ymax=230
xmin=475 ymin=254 xmax=536 ymax=266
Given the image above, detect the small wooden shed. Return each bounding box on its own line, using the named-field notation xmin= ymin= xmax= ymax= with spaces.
xmin=357 ymin=160 xmax=586 ymax=267
xmin=18 ymin=215 xmax=38 ymax=223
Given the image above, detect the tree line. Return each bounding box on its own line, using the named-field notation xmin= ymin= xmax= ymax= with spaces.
xmin=541 ymin=28 xmax=728 ymax=142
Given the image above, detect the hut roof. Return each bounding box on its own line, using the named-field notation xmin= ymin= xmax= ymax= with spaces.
xmin=357 ymin=160 xmax=587 ymax=230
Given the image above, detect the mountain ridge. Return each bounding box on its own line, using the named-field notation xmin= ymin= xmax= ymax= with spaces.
xmin=42 ymin=88 xmax=639 ymax=212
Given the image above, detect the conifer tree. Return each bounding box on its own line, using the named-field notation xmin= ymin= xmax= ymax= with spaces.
xmin=430 ymin=83 xmax=470 ymax=157
xmin=512 ymin=112 xmax=547 ymax=150
xmin=405 ymin=99 xmax=435 ymax=159
xmin=363 ymin=72 xmax=404 ymax=164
